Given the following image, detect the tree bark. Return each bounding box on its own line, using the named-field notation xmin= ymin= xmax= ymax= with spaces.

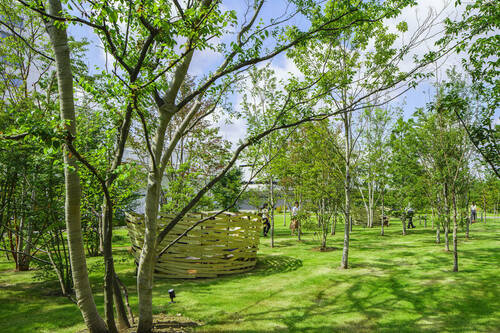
xmin=436 ymin=220 xmax=441 ymax=243
xmin=431 ymin=206 xmax=435 ymax=229
xmin=331 ymin=208 xmax=337 ymax=236
xmin=466 ymin=215 xmax=470 ymax=240
xmin=283 ymin=198 xmax=287 ymax=226
xmin=113 ymin=274 xmax=131 ymax=330
xmin=137 ymin=104 xmax=173 ymax=332
xmin=482 ymin=194 xmax=486 ymax=223
xmin=101 ymin=199 xmax=129 ymax=330
xmin=444 ymin=221 xmax=450 ymax=251
xmin=341 ymin=113 xmax=351 ymax=269
xmin=401 ymin=211 xmax=406 ymax=236
xmin=380 ymin=189 xmax=385 ymax=236
xmin=452 ymin=189 xmax=458 ymax=272
xmin=137 ymin=170 xmax=161 ymax=333
xmin=102 ymin=205 xmax=118 ymax=333
xmin=442 ymin=183 xmax=450 ymax=251
xmin=368 ymin=181 xmax=375 ymax=228
xmin=270 ymin=176 xmax=274 ymax=248
xmin=45 ymin=1 xmax=107 ymax=331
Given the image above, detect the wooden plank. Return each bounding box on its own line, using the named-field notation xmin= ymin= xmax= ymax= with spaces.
xmin=127 ymin=211 xmax=261 ymax=278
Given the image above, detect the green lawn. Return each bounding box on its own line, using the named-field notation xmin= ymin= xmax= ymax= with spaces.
xmin=1 ymin=216 xmax=499 ymax=332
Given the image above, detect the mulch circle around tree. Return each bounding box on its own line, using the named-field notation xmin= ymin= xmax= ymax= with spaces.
xmin=125 ymin=313 xmax=201 ymax=333
xmin=79 ymin=314 xmax=201 ymax=333
xmin=310 ymin=247 xmax=337 ymax=252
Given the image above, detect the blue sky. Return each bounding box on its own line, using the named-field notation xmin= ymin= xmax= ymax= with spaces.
xmin=66 ymin=0 xmax=480 ymax=143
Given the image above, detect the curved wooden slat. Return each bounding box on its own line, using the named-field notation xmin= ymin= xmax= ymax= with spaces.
xmin=126 ymin=212 xmax=262 ymax=278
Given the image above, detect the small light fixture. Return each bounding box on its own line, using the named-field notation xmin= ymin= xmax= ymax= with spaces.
xmin=168 ymin=289 xmax=176 ymax=303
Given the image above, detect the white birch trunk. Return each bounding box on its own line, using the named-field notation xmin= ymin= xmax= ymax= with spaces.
xmin=45 ymin=1 xmax=107 ymax=331
xmin=137 ymin=110 xmax=171 ymax=332
xmin=341 ymin=113 xmax=351 ymax=269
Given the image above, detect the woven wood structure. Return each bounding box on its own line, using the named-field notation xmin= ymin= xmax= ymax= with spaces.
xmin=126 ymin=212 xmax=262 ymax=278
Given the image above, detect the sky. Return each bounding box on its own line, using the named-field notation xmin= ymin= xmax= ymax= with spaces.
xmin=192 ymin=0 xmax=469 ymax=143
xmin=67 ymin=0 xmax=477 ymax=145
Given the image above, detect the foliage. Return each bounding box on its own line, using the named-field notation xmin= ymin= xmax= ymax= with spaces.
xmin=211 ymin=167 xmax=243 ymax=212
xmin=439 ymin=0 xmax=500 ymax=177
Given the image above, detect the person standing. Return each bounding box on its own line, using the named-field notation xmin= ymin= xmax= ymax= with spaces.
xmin=290 ymin=201 xmax=299 ymax=235
xmin=406 ymin=204 xmax=415 ymax=229
xmin=470 ymin=202 xmax=477 ymax=223
xmin=261 ymin=203 xmax=271 ymax=237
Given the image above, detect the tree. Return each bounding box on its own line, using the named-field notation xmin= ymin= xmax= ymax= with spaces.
xmin=287 ymin=121 xmax=344 ymax=251
xmin=440 ymin=0 xmax=500 ymax=177
xmin=13 ymin=0 xmax=456 ymax=330
xmin=388 ymin=115 xmax=426 ymax=236
xmin=45 ymin=0 xmax=108 ymax=330
xmin=358 ymin=106 xmax=394 ymax=233
xmin=414 ymin=72 xmax=473 ymax=271
xmin=242 ymin=65 xmax=289 ymax=247
xmin=286 ymin=1 xmax=447 ymax=267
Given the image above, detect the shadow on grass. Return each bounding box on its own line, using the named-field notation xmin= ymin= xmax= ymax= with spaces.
xmin=151 ymin=254 xmax=303 ymax=293
xmin=252 ymin=254 xmax=303 ymax=276
xmin=206 ymin=268 xmax=500 ymax=332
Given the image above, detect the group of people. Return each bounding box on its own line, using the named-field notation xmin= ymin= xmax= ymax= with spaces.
xmin=260 ymin=201 xmax=300 ymax=237
xmin=260 ymin=201 xmax=481 ymax=236
xmin=405 ymin=202 xmax=479 ymax=229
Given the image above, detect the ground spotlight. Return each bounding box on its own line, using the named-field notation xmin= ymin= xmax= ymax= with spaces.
xmin=168 ymin=289 xmax=176 ymax=303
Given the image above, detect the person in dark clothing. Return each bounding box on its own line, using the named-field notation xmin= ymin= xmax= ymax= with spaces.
xmin=261 ymin=203 xmax=271 ymax=237
xmin=406 ymin=205 xmax=415 ymax=229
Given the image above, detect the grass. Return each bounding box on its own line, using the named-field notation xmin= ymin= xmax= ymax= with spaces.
xmin=1 ymin=216 xmax=499 ymax=332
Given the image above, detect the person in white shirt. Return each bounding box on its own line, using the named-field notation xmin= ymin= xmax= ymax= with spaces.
xmin=290 ymin=201 xmax=299 ymax=235
xmin=471 ymin=202 xmax=477 ymax=223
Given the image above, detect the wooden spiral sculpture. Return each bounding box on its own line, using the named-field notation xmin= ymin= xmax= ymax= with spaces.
xmin=126 ymin=212 xmax=262 ymax=278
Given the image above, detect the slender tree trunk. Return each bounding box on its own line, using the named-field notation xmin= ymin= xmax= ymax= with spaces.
xmin=431 ymin=206 xmax=435 ymax=229
xmin=401 ymin=211 xmax=406 ymax=236
xmin=368 ymin=182 xmax=374 ymax=228
xmin=16 ymin=219 xmax=28 ymax=270
xmin=15 ymin=182 xmax=27 ymax=271
xmin=381 ymin=189 xmax=385 ymax=236
xmin=466 ymin=215 xmax=470 ymax=240
xmin=341 ymin=114 xmax=351 ymax=269
xmin=444 ymin=220 xmax=450 ymax=251
xmin=98 ymin=206 xmax=104 ymax=254
xmin=137 ymin=109 xmax=171 ymax=333
xmin=283 ymin=198 xmax=287 ymax=226
xmin=465 ymin=191 xmax=470 ymax=240
xmin=113 ymin=275 xmax=131 ymax=330
xmin=137 ymin=170 xmax=161 ymax=333
xmin=45 ymin=1 xmax=107 ymax=331
xmin=331 ymin=208 xmax=337 ymax=236
xmin=443 ymin=184 xmax=450 ymax=251
xmin=270 ymin=176 xmax=274 ymax=248
xmin=102 ymin=205 xmax=118 ymax=333
xmin=18 ymin=217 xmax=33 ymax=271
xmin=297 ymin=194 xmax=302 ymax=241
xmin=436 ymin=220 xmax=441 ymax=243
xmin=452 ymin=190 xmax=458 ymax=272
xmin=18 ymin=189 xmax=36 ymax=271
xmin=482 ymin=195 xmax=486 ymax=223
xmin=102 ymin=199 xmax=130 ymax=330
